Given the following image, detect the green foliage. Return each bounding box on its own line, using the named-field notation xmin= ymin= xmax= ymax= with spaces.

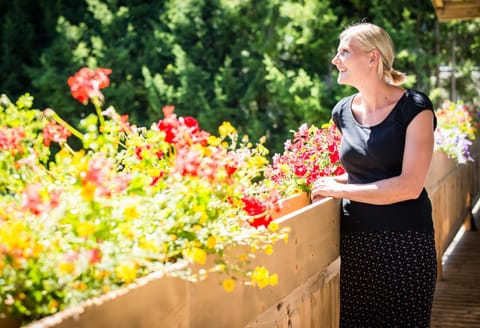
xmin=0 ymin=0 xmax=479 ymax=153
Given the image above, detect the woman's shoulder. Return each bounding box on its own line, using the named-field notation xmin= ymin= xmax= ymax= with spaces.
xmin=332 ymin=94 xmax=355 ymax=115
xmin=398 ymin=89 xmax=436 ymax=128
xmin=404 ymin=89 xmax=433 ymax=110
xmin=331 ymin=94 xmax=356 ymax=131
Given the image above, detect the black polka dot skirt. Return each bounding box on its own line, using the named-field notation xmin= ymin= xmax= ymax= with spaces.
xmin=340 ymin=231 xmax=437 ymax=328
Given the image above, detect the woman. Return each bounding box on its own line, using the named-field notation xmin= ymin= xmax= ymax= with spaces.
xmin=310 ymin=23 xmax=437 ymax=327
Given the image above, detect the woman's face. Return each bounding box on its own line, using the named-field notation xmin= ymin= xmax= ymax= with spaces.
xmin=331 ymin=36 xmax=371 ymax=87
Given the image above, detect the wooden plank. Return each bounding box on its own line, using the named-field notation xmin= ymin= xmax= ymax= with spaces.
xmin=431 ymin=229 xmax=480 ymax=327
xmin=433 ymin=1 xmax=480 ymax=21
xmin=189 ymin=199 xmax=341 ymax=328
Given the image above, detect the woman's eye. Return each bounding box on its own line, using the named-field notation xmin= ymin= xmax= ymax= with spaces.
xmin=341 ymin=49 xmax=349 ymax=55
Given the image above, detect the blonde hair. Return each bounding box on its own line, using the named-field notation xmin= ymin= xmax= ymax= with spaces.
xmin=340 ymin=23 xmax=406 ymax=85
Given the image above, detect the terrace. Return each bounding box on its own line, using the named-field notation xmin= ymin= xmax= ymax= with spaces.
xmin=1 ymin=3 xmax=479 ymax=327
xmin=6 ymin=139 xmax=476 ymax=328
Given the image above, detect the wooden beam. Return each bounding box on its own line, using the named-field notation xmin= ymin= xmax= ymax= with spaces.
xmin=434 ymin=1 xmax=480 ymax=21
xmin=433 ymin=0 xmax=445 ymax=8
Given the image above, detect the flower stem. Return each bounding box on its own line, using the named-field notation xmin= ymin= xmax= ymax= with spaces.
xmin=91 ymin=97 xmax=106 ymax=131
xmin=44 ymin=108 xmax=84 ymax=142
xmin=95 ymin=103 xmax=106 ymax=131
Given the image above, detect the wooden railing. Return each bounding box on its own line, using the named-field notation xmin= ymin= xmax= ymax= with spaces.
xmin=7 ymin=139 xmax=479 ymax=328
xmin=426 ymin=139 xmax=480 ymax=279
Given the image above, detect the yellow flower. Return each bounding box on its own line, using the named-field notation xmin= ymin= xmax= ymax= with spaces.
xmin=1 ymin=221 xmax=27 ymax=252
xmin=201 ymin=145 xmax=212 ymax=157
xmin=58 ymin=261 xmax=75 ymax=274
xmin=264 ymin=244 xmax=273 ymax=256
xmin=206 ymin=236 xmax=216 ymax=249
xmin=268 ymin=222 xmax=279 ymax=232
xmin=48 ymin=299 xmax=59 ymax=311
xmin=222 ymin=278 xmax=235 ymax=292
xmin=119 ymin=222 xmax=135 ymax=239
xmin=115 ymin=261 xmax=137 ymax=283
xmin=30 ymin=242 xmax=44 ymax=258
xmin=192 ymin=247 xmax=206 ymax=264
xmin=192 ymin=247 xmax=207 ymax=264
xmin=81 ymin=182 xmax=96 ymax=201
xmin=249 ymin=155 xmax=269 ymax=168
xmin=94 ymin=270 xmax=110 ymax=279
xmin=76 ymin=221 xmax=96 ymax=238
xmin=183 ymin=247 xmax=207 ymax=265
xmin=321 ymin=121 xmax=333 ymax=129
xmin=251 ymin=266 xmax=270 ymax=289
xmin=139 ymin=237 xmax=160 ymax=253
xmin=123 ymin=206 xmax=139 ymax=220
xmin=218 ymin=122 xmax=237 ymax=137
xmin=195 ymin=206 xmax=208 ymax=225
xmin=207 ymin=135 xmax=222 ymax=146
xmin=269 ymin=273 xmax=279 ymax=286
xmin=75 ymin=282 xmax=88 ymax=291
xmin=239 ymin=254 xmax=249 ymax=262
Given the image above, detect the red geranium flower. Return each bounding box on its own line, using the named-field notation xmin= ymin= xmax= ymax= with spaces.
xmin=0 ymin=126 xmax=25 ymax=155
xmin=157 ymin=105 xmax=210 ymax=146
xmin=67 ymin=67 xmax=112 ymax=105
xmin=86 ymin=248 xmax=102 ymax=265
xmin=42 ymin=122 xmax=72 ymax=146
xmin=242 ymin=197 xmax=272 ymax=228
xmin=265 ymin=122 xmax=344 ymax=193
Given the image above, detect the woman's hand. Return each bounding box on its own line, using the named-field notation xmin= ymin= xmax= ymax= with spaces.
xmin=310 ymin=177 xmax=343 ymax=202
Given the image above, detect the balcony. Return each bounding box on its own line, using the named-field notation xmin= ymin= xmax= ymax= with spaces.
xmin=0 ymin=139 xmax=474 ymax=328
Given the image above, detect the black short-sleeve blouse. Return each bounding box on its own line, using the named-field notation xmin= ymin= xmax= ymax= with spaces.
xmin=331 ymin=89 xmax=436 ymax=233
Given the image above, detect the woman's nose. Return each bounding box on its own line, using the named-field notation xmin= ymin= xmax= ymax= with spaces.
xmin=331 ymin=53 xmax=339 ymax=65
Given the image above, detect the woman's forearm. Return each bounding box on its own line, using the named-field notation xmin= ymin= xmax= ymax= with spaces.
xmin=331 ymin=175 xmax=424 ymax=205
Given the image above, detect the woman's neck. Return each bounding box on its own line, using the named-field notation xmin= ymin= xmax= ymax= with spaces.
xmin=355 ymin=81 xmax=403 ymax=112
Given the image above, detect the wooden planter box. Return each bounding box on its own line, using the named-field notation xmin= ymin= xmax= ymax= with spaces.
xmin=10 ymin=196 xmax=340 ymax=328
xmin=4 ymin=139 xmax=479 ymax=328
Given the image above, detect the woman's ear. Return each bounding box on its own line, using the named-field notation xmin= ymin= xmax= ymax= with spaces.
xmin=369 ymin=49 xmax=380 ymax=65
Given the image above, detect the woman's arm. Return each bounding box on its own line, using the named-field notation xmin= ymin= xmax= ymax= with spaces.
xmin=332 ymin=173 xmax=348 ymax=183
xmin=311 ymin=110 xmax=434 ymax=205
